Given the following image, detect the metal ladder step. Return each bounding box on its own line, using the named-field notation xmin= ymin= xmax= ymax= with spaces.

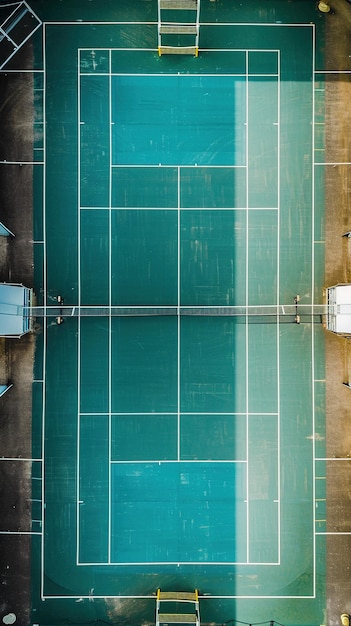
xmin=158 ymin=615 xmax=198 ymax=623
xmin=160 ymin=0 xmax=197 ymax=9
xmin=158 ymin=45 xmax=198 ymax=55
xmin=158 ymin=592 xmax=199 ymax=602
xmin=159 ymin=24 xmax=197 ymax=34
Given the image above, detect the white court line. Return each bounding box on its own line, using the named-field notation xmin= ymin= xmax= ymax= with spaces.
xmin=81 ymin=207 xmax=278 ymax=211
xmin=276 ymin=48 xmax=281 ymax=565
xmin=110 ymin=164 xmax=246 ymax=168
xmin=76 ymin=48 xmax=82 ymax=568
xmin=74 ymin=34 xmax=310 ymax=584
xmin=177 ymin=166 xmax=181 ymax=462
xmin=48 ymin=21 xmax=313 ymax=27
xmin=314 ymin=70 xmax=351 ymax=74
xmin=199 ymin=23 xmax=313 ymax=28
xmin=48 ymin=22 xmax=157 ymax=26
xmin=76 ymin=559 xmax=279 ymax=567
xmin=42 ymin=592 xmax=314 ymax=600
xmin=110 ymin=459 xmax=248 ymax=464
xmin=40 ymin=21 xmax=47 ymax=601
xmin=78 ymin=46 xmax=279 ymax=52
xmin=317 ymin=457 xmax=351 ymax=461
xmin=315 ymin=162 xmax=351 ymax=166
xmin=312 ymin=23 xmax=317 ymax=597
xmin=245 ymin=49 xmax=250 ymax=565
xmin=82 ymin=72 xmax=279 ymax=78
xmin=79 ymin=411 xmax=279 ymax=416
xmin=108 ymin=48 xmax=113 ymax=565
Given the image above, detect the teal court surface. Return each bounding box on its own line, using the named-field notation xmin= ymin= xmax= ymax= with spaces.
xmin=30 ymin=3 xmax=327 ymax=625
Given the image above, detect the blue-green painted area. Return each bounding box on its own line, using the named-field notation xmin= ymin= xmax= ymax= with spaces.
xmin=180 ymin=167 xmax=246 ymax=209
xmin=248 ymin=415 xmax=279 ymax=564
xmin=112 ymin=75 xmax=244 ymax=166
xmin=111 ymin=316 xmax=178 ymax=413
xmin=248 ymin=78 xmax=278 ymax=208
xmin=80 ymin=210 xmax=110 ymax=304
xmin=248 ymin=324 xmax=278 ymax=414
xmin=248 ymin=50 xmax=278 ymax=75
xmin=111 ymin=462 xmax=246 ymax=564
xmin=111 ymin=49 xmax=247 ymax=75
xmin=181 ymin=210 xmax=246 ymax=306
xmin=180 ymin=414 xmax=247 ymax=462
xmin=248 ymin=210 xmax=278 ymax=305
xmin=80 ymin=75 xmax=110 ymax=207
xmin=79 ymin=415 xmax=109 ymax=563
xmin=181 ymin=317 xmax=236 ymax=413
xmin=111 ymin=209 xmax=178 ymax=305
xmin=79 ymin=317 xmax=109 ymax=413
xmin=80 ymin=49 xmax=110 ymax=74
xmin=279 ymin=78 xmax=314 ymax=305
xmin=32 ymin=5 xmax=326 ymax=626
xmin=112 ymin=414 xmax=178 ymax=461
xmin=112 ymin=166 xmax=178 ymax=208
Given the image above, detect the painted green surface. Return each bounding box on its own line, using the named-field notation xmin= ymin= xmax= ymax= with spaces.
xmin=30 ymin=2 xmax=327 ymax=625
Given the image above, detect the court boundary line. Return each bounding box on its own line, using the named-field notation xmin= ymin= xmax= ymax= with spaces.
xmin=177 ymin=166 xmax=181 ymax=461
xmin=76 ymin=48 xmax=82 ymax=568
xmin=109 ymin=460 xmax=248 ymax=464
xmin=93 ymin=165 xmax=248 ymax=168
xmin=245 ymin=49 xmax=249 ymax=564
xmin=44 ymin=21 xmax=315 ymax=27
xmin=42 ymin=23 xmax=318 ymax=599
xmin=40 ymin=593 xmax=316 ymax=599
xmin=41 ymin=593 xmax=316 ymax=599
xmin=80 ymin=207 xmax=279 ymax=216
xmin=276 ymin=48 xmax=281 ymax=565
xmin=75 ymin=561 xmax=280 ymax=568
xmin=81 ymin=73 xmax=280 ymax=78
xmin=312 ymin=22 xmax=317 ymax=598
xmin=108 ymin=47 xmax=113 ymax=566
xmin=315 ymin=162 xmax=351 ymax=166
xmin=79 ymin=411 xmax=279 ymax=416
xmin=40 ymin=21 xmax=47 ymax=601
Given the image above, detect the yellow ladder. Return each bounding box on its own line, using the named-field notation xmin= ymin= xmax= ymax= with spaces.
xmin=156 ymin=590 xmax=200 ymax=626
xmin=158 ymin=0 xmax=200 ymax=56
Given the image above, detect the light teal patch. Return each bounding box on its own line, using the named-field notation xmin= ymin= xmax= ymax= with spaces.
xmin=111 ymin=75 xmax=244 ymax=166
xmin=248 ymin=323 xmax=278 ymax=414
